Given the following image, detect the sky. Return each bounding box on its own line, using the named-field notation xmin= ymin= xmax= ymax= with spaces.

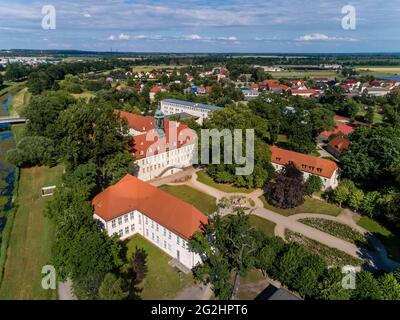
xmin=0 ymin=0 xmax=399 ymax=53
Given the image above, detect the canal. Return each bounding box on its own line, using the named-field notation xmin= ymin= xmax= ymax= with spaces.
xmin=0 ymin=95 xmax=16 ymax=232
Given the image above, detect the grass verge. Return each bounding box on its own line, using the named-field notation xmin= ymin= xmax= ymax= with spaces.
xmin=196 ymin=170 xmax=254 ymax=194
xmin=124 ymin=234 xmax=194 ymax=299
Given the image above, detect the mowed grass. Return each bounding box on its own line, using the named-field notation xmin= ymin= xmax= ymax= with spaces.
xmin=0 ymin=165 xmax=64 ymax=300
xmin=159 ymin=184 xmax=217 ymax=215
xmin=260 ymin=196 xmax=342 ymax=217
xmin=11 ymin=124 xmax=26 ymax=143
xmin=236 ymin=269 xmax=267 ymax=300
xmin=71 ymin=91 xmax=95 ymax=101
xmin=249 ymin=215 xmax=276 ymax=236
xmin=125 ymin=234 xmax=194 ymax=300
xmin=357 ymin=216 xmax=400 ymax=262
xmin=196 ymin=170 xmax=254 ymax=194
xmin=9 ymin=87 xmax=30 ymax=117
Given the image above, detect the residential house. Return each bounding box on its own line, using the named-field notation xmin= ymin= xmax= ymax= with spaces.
xmin=326 ymin=136 xmax=350 ymax=159
xmin=270 ymin=146 xmax=340 ymax=190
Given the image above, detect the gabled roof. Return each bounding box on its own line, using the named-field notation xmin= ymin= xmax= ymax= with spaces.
xmin=320 ymin=123 xmax=355 ymax=139
xmin=117 ymin=111 xmax=195 ymax=160
xmin=92 ymin=174 xmax=208 ymax=240
xmin=271 ymin=146 xmax=338 ymax=178
xmin=328 ymin=136 xmax=350 ymax=153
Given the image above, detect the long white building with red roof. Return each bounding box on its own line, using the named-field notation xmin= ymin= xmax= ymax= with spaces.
xmin=118 ymin=110 xmax=196 ymax=181
xmin=92 ymin=174 xmax=208 ymax=269
xmin=270 ymin=146 xmax=340 ymax=190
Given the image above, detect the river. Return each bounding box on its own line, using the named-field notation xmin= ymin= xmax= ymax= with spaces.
xmin=0 ymin=95 xmax=16 ymax=232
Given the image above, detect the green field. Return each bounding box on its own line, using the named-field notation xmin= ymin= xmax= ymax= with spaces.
xmin=260 ymin=196 xmax=342 ymax=217
xmin=159 ymin=184 xmax=217 ymax=215
xmin=124 ymin=234 xmax=194 ymax=300
xmin=0 ymin=165 xmax=64 ymax=300
xmin=249 ymin=215 xmax=276 ymax=236
xmin=196 ymin=170 xmax=254 ymax=194
xmin=357 ymin=216 xmax=400 ymax=262
xmin=270 ymin=70 xmax=338 ymax=79
xmin=356 ymin=66 xmax=400 ymax=76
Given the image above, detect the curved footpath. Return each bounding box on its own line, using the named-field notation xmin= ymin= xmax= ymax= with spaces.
xmin=150 ymin=168 xmax=400 ymax=272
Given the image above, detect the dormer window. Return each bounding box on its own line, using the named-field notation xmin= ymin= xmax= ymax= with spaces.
xmin=317 ymin=168 xmax=322 ymax=173
xmin=309 ymin=166 xmax=315 ymax=171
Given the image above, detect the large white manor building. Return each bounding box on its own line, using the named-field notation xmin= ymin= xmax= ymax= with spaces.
xmin=118 ymin=110 xmax=196 ymax=181
xmin=92 ymin=174 xmax=208 ymax=269
xmin=270 ymin=146 xmax=340 ymax=190
xmin=160 ymin=98 xmax=223 ymax=125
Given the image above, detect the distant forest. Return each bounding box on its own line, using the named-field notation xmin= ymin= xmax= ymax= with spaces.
xmin=1 ymin=49 xmax=400 ymax=66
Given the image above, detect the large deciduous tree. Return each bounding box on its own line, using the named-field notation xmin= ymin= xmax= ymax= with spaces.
xmin=265 ymin=163 xmax=306 ymax=209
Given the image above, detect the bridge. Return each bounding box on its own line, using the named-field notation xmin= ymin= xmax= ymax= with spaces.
xmin=0 ymin=116 xmax=27 ymax=125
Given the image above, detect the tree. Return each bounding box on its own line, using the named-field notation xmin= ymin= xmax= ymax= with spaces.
xmin=265 ymin=163 xmax=306 ymax=209
xmin=340 ymin=126 xmax=400 ymax=188
xmin=378 ymin=273 xmax=400 ymax=300
xmin=348 ymin=189 xmax=364 ymax=211
xmin=129 ymin=247 xmax=148 ymax=283
xmin=190 ymin=208 xmax=262 ymax=300
xmin=27 ymin=71 xmax=54 ymax=94
xmin=352 ymin=271 xmax=382 ymax=300
xmin=305 ymin=175 xmax=323 ymax=195
xmin=331 ymin=179 xmax=355 ymax=207
xmin=4 ymin=63 xmax=29 ymax=81
xmin=316 ymin=268 xmax=352 ymax=300
xmin=7 ymin=136 xmax=56 ymax=167
xmin=98 ymin=273 xmax=129 ymax=300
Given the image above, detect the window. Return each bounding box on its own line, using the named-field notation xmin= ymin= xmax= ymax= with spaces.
xmin=125 ymin=227 xmax=129 ymax=234
xmin=130 ymin=212 xmax=134 ymax=220
xmin=112 ymin=220 xmax=116 ymax=228
xmin=151 ymin=221 xmax=154 ymax=229
xmin=157 ymin=236 xmax=159 ymax=244
xmin=182 ymin=241 xmax=186 ymax=249
xmin=146 ymin=229 xmax=149 ymax=237
xmin=164 ymin=241 xmax=167 ymax=249
xmin=131 ymin=224 xmax=135 ymax=232
xmin=156 ymin=224 xmax=159 ymax=232
xmin=177 ymin=237 xmax=180 ymax=245
xmin=124 ymin=215 xmax=128 ymax=223
xmin=146 ymin=217 xmax=148 ymax=225
xmin=152 ymin=233 xmax=155 ymax=240
xmin=118 ymin=217 xmax=122 ymax=225
xmin=118 ymin=230 xmax=123 ymax=236
xmin=168 ymin=231 xmax=171 ymax=240
xmin=163 ymin=228 xmax=166 ymax=237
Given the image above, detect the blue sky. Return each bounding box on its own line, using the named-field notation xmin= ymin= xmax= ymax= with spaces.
xmin=0 ymin=0 xmax=399 ymax=53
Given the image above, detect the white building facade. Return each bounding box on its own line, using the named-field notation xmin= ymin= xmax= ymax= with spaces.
xmin=161 ymin=99 xmax=223 ymax=125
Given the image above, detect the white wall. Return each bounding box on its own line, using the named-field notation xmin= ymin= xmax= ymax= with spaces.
xmin=135 ymin=144 xmax=196 ymax=181
xmin=161 ymin=100 xmax=212 ymax=125
xmin=94 ymin=210 xmax=202 ymax=269
xmin=272 ymin=163 xmax=339 ymax=190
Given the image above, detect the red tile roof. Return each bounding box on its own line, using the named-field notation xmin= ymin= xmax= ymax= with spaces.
xmin=271 ymin=146 xmax=338 ymax=178
xmin=328 ymin=136 xmax=350 ymax=153
xmin=320 ymin=123 xmax=355 ymax=139
xmin=117 ymin=111 xmax=195 ymax=160
xmin=92 ymin=174 xmax=208 ymax=240
xmin=150 ymin=86 xmax=161 ymax=93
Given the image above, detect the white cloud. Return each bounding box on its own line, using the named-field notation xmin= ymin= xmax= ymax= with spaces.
xmin=107 ymin=35 xmax=116 ymax=41
xmin=118 ymin=33 xmax=130 ymax=40
xmin=218 ymin=36 xmax=238 ymax=41
xmin=186 ymin=34 xmax=202 ymax=40
xmin=296 ymin=33 xmax=358 ymax=42
xmin=83 ymin=13 xmax=92 ymax=18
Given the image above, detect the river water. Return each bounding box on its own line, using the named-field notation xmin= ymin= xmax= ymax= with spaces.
xmin=0 ymin=95 xmax=16 ymax=231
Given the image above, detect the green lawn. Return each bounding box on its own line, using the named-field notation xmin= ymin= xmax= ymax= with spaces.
xmin=9 ymin=87 xmax=30 ymax=117
xmin=71 ymin=91 xmax=95 ymax=101
xmin=124 ymin=234 xmax=194 ymax=300
xmin=159 ymin=184 xmax=217 ymax=215
xmin=357 ymin=216 xmax=400 ymax=262
xmin=0 ymin=165 xmax=64 ymax=300
xmin=196 ymin=170 xmax=254 ymax=194
xmin=11 ymin=124 xmax=26 ymax=143
xmin=260 ymin=196 xmax=342 ymax=217
xmin=249 ymin=215 xmax=276 ymax=236
xmin=270 ymin=70 xmax=338 ymax=79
